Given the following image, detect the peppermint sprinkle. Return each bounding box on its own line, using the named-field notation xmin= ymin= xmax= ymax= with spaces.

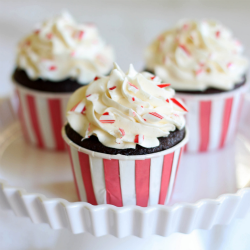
xmin=195 ymin=68 xmax=203 ymax=75
xmin=47 ymin=33 xmax=53 ymax=40
xmin=78 ymin=30 xmax=84 ymax=39
xmin=171 ymin=98 xmax=187 ymax=112
xmin=134 ymin=134 xmax=144 ymax=143
xmin=215 ymin=31 xmax=220 ymax=38
xmin=119 ymin=128 xmax=125 ymax=137
xmin=88 ymin=123 xmax=91 ymax=131
xmin=227 ymin=62 xmax=233 ymax=69
xmin=148 ymin=112 xmax=164 ymax=119
xmin=26 ymin=40 xmax=31 ymax=46
xmin=86 ymin=94 xmax=91 ymax=98
xmin=99 ymin=112 xmax=115 ymax=124
xmin=157 ymin=83 xmax=171 ymax=88
xmin=151 ymin=76 xmax=156 ymax=80
xmin=166 ymin=99 xmax=170 ymax=103
xmin=128 ymin=82 xmax=139 ymax=93
xmin=94 ymin=76 xmax=100 ymax=81
xmin=132 ymin=97 xmax=135 ymax=101
xmin=109 ymin=86 xmax=117 ymax=90
xmin=70 ymin=102 xmax=86 ymax=114
xmin=49 ymin=66 xmax=57 ymax=71
xmin=178 ymin=44 xmax=191 ymax=56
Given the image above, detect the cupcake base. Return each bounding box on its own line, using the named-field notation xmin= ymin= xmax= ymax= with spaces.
xmin=13 ymin=68 xmax=86 ymax=93
xmin=14 ymin=81 xmax=71 ymax=150
xmin=62 ymin=125 xmax=188 ymax=206
xmin=176 ymin=83 xmax=248 ymax=153
xmin=65 ymin=123 xmax=185 ymax=155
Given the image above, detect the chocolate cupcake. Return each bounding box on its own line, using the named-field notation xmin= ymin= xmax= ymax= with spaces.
xmin=145 ymin=19 xmax=249 ymax=152
xmin=13 ymin=12 xmax=115 ymax=150
xmin=62 ymin=63 xmax=188 ymax=207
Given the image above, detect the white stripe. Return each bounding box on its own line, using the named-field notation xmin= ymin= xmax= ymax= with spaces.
xmin=225 ymin=94 xmax=240 ymax=145
xmin=61 ymin=97 xmax=69 ymax=125
xmin=148 ymin=156 xmax=164 ymax=206
xmin=165 ymin=148 xmax=180 ymax=204
xmin=184 ymin=99 xmax=199 ymax=152
xmin=208 ymin=98 xmax=225 ymax=151
xmin=18 ymin=91 xmax=36 ymax=144
xmin=119 ymin=160 xmax=136 ymax=206
xmin=35 ymin=96 xmax=55 ymax=149
xmin=70 ymin=147 xmax=87 ymax=202
xmin=89 ymin=156 xmax=106 ymax=205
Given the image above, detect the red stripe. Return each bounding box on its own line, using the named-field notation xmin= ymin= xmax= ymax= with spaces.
xmin=135 ymin=159 xmax=150 ymax=207
xmin=169 ymin=148 xmax=183 ymax=202
xmin=78 ymin=152 xmax=97 ymax=205
xmin=103 ymin=159 xmax=123 ymax=207
xmin=183 ymin=144 xmax=187 ymax=152
xmin=48 ymin=99 xmax=65 ymax=151
xmin=66 ymin=145 xmax=80 ymax=201
xmin=26 ymin=95 xmax=44 ymax=148
xmin=199 ymin=101 xmax=211 ymax=152
xmin=219 ymin=97 xmax=233 ymax=148
xmin=158 ymin=152 xmax=174 ymax=205
xmin=16 ymin=90 xmax=29 ymax=143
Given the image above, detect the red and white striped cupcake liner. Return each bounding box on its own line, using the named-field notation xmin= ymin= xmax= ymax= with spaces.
xmin=176 ymin=84 xmax=248 ymax=153
xmin=62 ymin=126 xmax=188 ymax=207
xmin=14 ymin=81 xmax=71 ymax=151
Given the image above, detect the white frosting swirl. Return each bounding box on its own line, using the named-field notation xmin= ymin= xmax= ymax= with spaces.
xmin=16 ymin=12 xmax=115 ymax=84
xmin=66 ymin=63 xmax=187 ymax=149
xmin=145 ymin=19 xmax=249 ymax=91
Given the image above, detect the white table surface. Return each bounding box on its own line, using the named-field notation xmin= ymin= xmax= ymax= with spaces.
xmin=1 ymin=0 xmax=250 ymax=249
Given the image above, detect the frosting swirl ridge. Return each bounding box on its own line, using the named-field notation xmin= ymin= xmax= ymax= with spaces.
xmin=145 ymin=19 xmax=249 ymax=91
xmin=16 ymin=12 xmax=115 ymax=84
xmin=67 ymin=63 xmax=187 ymax=149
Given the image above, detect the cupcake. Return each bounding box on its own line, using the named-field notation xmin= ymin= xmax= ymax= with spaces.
xmin=62 ymin=63 xmax=188 ymax=207
xmin=13 ymin=12 xmax=114 ymax=150
xmin=145 ymin=19 xmax=249 ymax=152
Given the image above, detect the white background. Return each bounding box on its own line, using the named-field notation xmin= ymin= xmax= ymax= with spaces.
xmin=1 ymin=0 xmax=250 ymax=249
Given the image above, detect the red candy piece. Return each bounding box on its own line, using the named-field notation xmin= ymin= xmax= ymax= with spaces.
xmin=178 ymin=44 xmax=191 ymax=56
xmin=157 ymin=83 xmax=171 ymax=88
xmin=49 ymin=66 xmax=57 ymax=71
xmin=171 ymin=98 xmax=187 ymax=112
xmin=148 ymin=112 xmax=163 ymax=120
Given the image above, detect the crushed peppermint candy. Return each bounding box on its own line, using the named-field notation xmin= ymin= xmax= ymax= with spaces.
xmin=119 ymin=128 xmax=125 ymax=137
xmin=128 ymin=82 xmax=139 ymax=93
xmin=142 ymin=112 xmax=164 ymax=122
xmin=46 ymin=33 xmax=53 ymax=40
xmin=151 ymin=76 xmax=156 ymax=80
xmin=94 ymin=76 xmax=100 ymax=81
xmin=99 ymin=112 xmax=115 ymax=124
xmin=178 ymin=44 xmax=191 ymax=56
xmin=157 ymin=83 xmax=171 ymax=88
xmin=134 ymin=134 xmax=144 ymax=143
xmin=70 ymin=101 xmax=86 ymax=114
xmin=109 ymin=86 xmax=117 ymax=90
xmin=170 ymin=98 xmax=187 ymax=112
xmin=49 ymin=66 xmax=57 ymax=71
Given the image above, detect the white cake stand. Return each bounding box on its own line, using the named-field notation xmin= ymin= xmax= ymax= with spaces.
xmin=0 ymin=95 xmax=250 ymax=241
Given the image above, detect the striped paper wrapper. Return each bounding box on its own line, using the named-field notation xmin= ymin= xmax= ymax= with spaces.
xmin=62 ymin=126 xmax=188 ymax=207
xmin=176 ymin=84 xmax=248 ymax=153
xmin=14 ymin=81 xmax=71 ymax=151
